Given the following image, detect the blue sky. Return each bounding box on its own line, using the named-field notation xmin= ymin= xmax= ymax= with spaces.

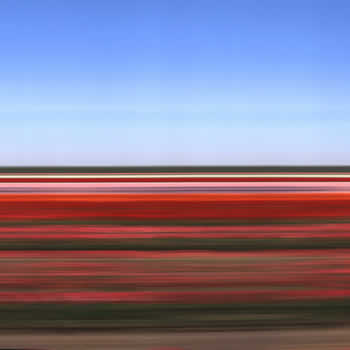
xmin=1 ymin=0 xmax=349 ymax=165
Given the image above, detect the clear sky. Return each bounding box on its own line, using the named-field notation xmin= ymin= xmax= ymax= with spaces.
xmin=1 ymin=0 xmax=349 ymax=165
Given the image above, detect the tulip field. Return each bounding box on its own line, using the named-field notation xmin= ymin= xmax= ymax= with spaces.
xmin=1 ymin=167 xmax=350 ymax=329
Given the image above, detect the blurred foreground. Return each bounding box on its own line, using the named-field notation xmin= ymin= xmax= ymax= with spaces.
xmin=2 ymin=328 xmax=350 ymax=350
xmin=1 ymin=167 xmax=350 ymax=336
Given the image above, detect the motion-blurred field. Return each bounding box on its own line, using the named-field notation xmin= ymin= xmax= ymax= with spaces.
xmin=1 ymin=167 xmax=350 ymax=330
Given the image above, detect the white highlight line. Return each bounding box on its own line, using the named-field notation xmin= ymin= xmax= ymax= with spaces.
xmin=1 ymin=174 xmax=350 ymax=179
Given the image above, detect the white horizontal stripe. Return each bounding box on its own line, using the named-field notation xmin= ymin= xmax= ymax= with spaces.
xmin=1 ymin=174 xmax=350 ymax=179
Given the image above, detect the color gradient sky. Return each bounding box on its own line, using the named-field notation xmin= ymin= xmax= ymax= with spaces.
xmin=1 ymin=0 xmax=349 ymax=165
